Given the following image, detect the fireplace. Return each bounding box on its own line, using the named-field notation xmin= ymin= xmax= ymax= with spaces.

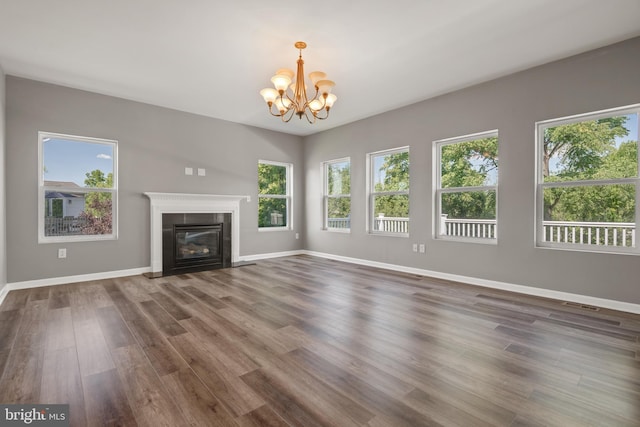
xmin=144 ymin=192 xmax=248 ymax=277
xmin=162 ymin=213 xmax=231 ymax=276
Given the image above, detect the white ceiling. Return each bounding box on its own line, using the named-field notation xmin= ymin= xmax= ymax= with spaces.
xmin=1 ymin=1 xmax=639 ymax=136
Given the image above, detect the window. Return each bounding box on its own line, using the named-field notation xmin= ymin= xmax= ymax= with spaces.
xmin=38 ymin=132 xmax=117 ymax=243
xmin=536 ymin=105 xmax=639 ymax=253
xmin=258 ymin=160 xmax=292 ymax=229
xmin=367 ymin=147 xmax=409 ymax=235
xmin=323 ymin=158 xmax=351 ymax=231
xmin=435 ymin=131 xmax=498 ymax=242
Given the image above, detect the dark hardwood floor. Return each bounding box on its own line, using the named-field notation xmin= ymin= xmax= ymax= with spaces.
xmin=1 ymin=255 xmax=639 ymax=426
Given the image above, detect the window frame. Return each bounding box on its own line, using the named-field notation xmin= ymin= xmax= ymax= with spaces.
xmin=38 ymin=131 xmax=118 ymax=244
xmin=535 ymin=104 xmax=640 ymax=254
xmin=434 ymin=130 xmax=499 ymax=244
xmin=258 ymin=159 xmax=293 ymax=231
xmin=366 ymin=146 xmax=410 ymax=237
xmin=323 ymin=157 xmax=351 ymax=232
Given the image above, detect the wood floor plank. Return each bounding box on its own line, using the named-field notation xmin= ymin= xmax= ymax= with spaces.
xmin=0 ymin=255 xmax=638 ymax=426
xmin=83 ymin=369 xmax=138 ymax=427
xmin=236 ymin=405 xmax=290 ymax=427
xmin=111 ymin=344 xmax=187 ymax=427
xmin=0 ymin=309 xmax=23 ymax=352
xmin=40 ymin=346 xmax=86 ymax=427
xmin=74 ymin=316 xmax=116 ymax=377
xmin=0 ymin=289 xmax=30 ymax=311
xmin=96 ymin=305 xmax=138 ymax=350
xmin=139 ymin=299 xmax=188 ymax=337
xmin=168 ymin=332 xmax=264 ymax=417
xmin=160 ymin=368 xmax=239 ymax=427
xmin=45 ymin=307 xmax=76 ymax=352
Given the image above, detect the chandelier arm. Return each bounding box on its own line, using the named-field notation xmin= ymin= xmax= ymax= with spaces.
xmin=267 ymin=104 xmax=285 ymax=117
xmin=302 ymin=109 xmax=317 ymax=124
xmin=314 ymin=108 xmax=331 ymax=121
xmin=281 ymin=108 xmax=296 ymax=123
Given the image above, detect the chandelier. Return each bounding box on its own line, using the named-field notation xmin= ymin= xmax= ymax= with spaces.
xmin=259 ymin=41 xmax=337 ymax=123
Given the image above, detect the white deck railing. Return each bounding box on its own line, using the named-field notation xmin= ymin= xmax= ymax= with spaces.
xmin=329 ymin=216 xmax=636 ymax=247
xmin=374 ymin=216 xmax=409 ymax=233
xmin=543 ymin=220 xmax=635 ymax=247
xmin=327 ymin=218 xmax=351 ymax=229
xmin=442 ymin=218 xmax=497 ymax=239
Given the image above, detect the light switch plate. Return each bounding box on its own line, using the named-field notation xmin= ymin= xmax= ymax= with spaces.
xmin=185 ymin=167 xmax=193 ymax=176
xmin=197 ymin=168 xmax=206 ymax=176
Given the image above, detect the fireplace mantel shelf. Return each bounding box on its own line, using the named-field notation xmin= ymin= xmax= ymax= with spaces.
xmin=144 ymin=192 xmax=250 ymax=203
xmin=144 ymin=192 xmax=249 ymax=274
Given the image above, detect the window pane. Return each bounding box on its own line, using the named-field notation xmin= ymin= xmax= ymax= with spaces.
xmin=543 ymin=184 xmax=635 ymax=222
xmin=373 ymin=194 xmax=409 ymax=233
xmin=328 ymin=161 xmax=350 ymax=195
xmin=440 ymin=190 xmax=496 ymax=239
xmin=327 ymin=197 xmax=350 ymax=229
xmin=43 ymin=137 xmax=114 ymax=188
xmin=373 ymin=151 xmax=409 ymax=192
xmin=44 ymin=191 xmax=113 ymax=237
xmin=542 ymin=184 xmax=635 ymax=247
xmin=258 ymin=198 xmax=287 ymax=228
xmin=543 ymin=114 xmax=638 ymax=183
xmin=441 ymin=137 xmax=498 ymax=188
xmin=258 ymin=163 xmax=287 ymax=195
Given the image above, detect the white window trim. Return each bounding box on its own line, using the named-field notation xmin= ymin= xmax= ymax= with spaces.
xmin=433 ymin=130 xmax=498 ymax=244
xmin=366 ymin=146 xmax=410 ymax=237
xmin=38 ymin=131 xmax=118 ymax=244
xmin=534 ymin=104 xmax=640 ymax=254
xmin=258 ymin=159 xmax=293 ymax=231
xmin=322 ymin=157 xmax=351 ymax=232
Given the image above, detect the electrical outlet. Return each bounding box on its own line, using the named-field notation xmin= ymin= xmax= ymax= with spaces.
xmin=412 ymin=243 xmax=418 ymax=252
xmin=185 ymin=167 xmax=193 ymax=175
xmin=419 ymin=244 xmax=425 ymax=253
xmin=197 ymin=168 xmax=206 ymax=176
xmin=58 ymin=248 xmax=67 ymax=259
xmin=295 ymin=233 xmax=300 ymax=240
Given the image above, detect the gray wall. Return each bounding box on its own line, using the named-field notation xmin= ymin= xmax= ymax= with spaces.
xmin=6 ymin=77 xmax=304 ymax=282
xmin=304 ymin=37 xmax=640 ymax=305
xmin=0 ymin=67 xmax=6 ymax=290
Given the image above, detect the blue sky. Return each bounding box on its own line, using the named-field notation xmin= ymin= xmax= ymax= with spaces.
xmin=43 ymin=137 xmax=114 ymax=186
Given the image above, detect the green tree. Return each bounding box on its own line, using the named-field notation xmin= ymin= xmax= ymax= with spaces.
xmin=327 ymin=162 xmax=350 ymax=222
xmin=258 ymin=163 xmax=288 ymax=227
xmin=83 ymin=169 xmax=113 ymax=218
xmin=542 ymin=116 xmax=632 ymax=220
xmin=440 ymin=137 xmax=498 ymax=219
xmin=374 ymin=151 xmax=409 ymax=218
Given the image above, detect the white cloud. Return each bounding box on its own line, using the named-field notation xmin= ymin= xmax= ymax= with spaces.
xmin=97 ymin=154 xmax=112 ymax=160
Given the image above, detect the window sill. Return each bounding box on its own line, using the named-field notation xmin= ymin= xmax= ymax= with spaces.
xmin=323 ymin=228 xmax=351 ymax=234
xmin=536 ymin=242 xmax=638 ymax=256
xmin=258 ymin=227 xmax=291 ymax=232
xmin=39 ymin=234 xmax=117 ymax=244
xmin=369 ymin=232 xmax=409 ymax=238
xmin=435 ymin=236 xmax=497 ymax=245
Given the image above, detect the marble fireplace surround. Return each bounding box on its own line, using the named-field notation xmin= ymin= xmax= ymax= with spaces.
xmin=144 ymin=192 xmax=249 ymax=275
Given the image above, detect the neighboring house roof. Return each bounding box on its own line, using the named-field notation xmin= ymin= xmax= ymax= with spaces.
xmin=44 ymin=181 xmax=85 ymax=199
xmin=45 ymin=180 xmax=82 ymax=188
xmin=45 ymin=191 xmax=84 ymax=199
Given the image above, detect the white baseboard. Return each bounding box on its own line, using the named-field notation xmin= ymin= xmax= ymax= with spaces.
xmin=239 ymin=250 xmax=305 ymax=262
xmin=303 ymin=250 xmax=640 ymax=315
xmin=0 ymin=284 xmax=9 ymax=308
xmin=1 ymin=266 xmax=151 ymax=306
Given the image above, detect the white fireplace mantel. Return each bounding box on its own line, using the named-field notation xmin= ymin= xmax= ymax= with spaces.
xmin=144 ymin=192 xmax=249 ymax=274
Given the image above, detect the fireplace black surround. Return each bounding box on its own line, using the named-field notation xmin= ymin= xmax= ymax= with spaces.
xmin=162 ymin=213 xmax=232 ymax=276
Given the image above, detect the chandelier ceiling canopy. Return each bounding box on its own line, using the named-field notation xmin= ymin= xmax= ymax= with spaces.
xmin=260 ymin=41 xmax=337 ymax=124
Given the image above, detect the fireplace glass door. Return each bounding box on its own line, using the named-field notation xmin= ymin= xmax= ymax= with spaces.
xmin=174 ymin=224 xmax=222 ymax=267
